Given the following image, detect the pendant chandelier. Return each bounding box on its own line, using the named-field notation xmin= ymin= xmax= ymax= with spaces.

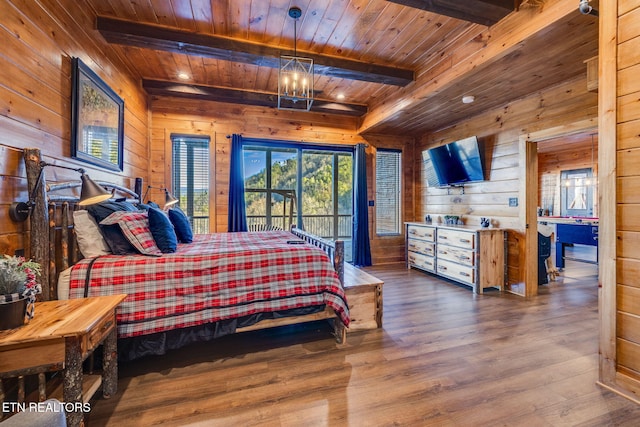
xmin=278 ymin=6 xmax=313 ymax=111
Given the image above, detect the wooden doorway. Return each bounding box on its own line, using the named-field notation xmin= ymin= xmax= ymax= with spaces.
xmin=520 ymin=119 xmax=598 ymax=297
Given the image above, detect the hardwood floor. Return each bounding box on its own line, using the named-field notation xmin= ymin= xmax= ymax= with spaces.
xmin=87 ymin=260 xmax=640 ymax=426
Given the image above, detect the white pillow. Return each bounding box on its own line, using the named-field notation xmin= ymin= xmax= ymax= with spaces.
xmin=73 ymin=210 xmax=111 ymax=258
xmin=57 ymin=267 xmax=72 ymax=300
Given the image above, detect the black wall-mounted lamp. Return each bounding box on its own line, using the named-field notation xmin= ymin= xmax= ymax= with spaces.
xmin=10 ymin=161 xmax=112 ymax=222
xmin=142 ymin=185 xmax=179 ymax=209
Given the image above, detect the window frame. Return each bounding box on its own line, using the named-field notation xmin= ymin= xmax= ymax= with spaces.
xmin=170 ymin=134 xmax=211 ymax=234
xmin=241 ymin=139 xmax=353 ymax=242
xmin=375 ymin=148 xmax=402 ymax=236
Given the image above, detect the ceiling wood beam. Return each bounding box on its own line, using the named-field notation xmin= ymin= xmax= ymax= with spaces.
xmin=359 ymin=0 xmax=578 ymax=134
xmin=142 ymin=79 xmax=368 ymax=117
xmin=97 ymin=16 xmax=414 ymax=86
xmin=386 ymin=0 xmax=516 ymax=26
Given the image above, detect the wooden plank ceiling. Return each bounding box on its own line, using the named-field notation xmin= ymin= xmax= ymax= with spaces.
xmin=86 ymin=0 xmax=599 ymax=135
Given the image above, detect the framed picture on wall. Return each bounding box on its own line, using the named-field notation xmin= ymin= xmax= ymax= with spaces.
xmin=70 ymin=57 xmax=124 ymax=172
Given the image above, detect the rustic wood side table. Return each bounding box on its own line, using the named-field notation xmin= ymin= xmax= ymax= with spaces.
xmin=0 ymin=294 xmax=127 ymax=427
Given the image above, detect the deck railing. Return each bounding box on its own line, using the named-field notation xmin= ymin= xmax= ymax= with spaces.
xmin=248 ymin=214 xmax=352 ymax=262
xmin=247 ymin=214 xmax=352 ymax=240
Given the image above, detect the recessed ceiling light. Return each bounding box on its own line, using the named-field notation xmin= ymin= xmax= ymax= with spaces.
xmin=337 ymin=93 xmax=345 ymax=101
xmin=177 ymin=72 xmax=190 ymax=80
xmin=462 ymin=95 xmax=475 ymax=104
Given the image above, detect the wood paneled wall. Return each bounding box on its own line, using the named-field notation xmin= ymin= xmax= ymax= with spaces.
xmin=0 ymin=0 xmax=149 ymax=259
xmin=600 ymin=0 xmax=640 ymax=402
xmin=416 ymin=75 xmax=598 ymax=287
xmin=150 ymin=97 xmax=415 ymax=264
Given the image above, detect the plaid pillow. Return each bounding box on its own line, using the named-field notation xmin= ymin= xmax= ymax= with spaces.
xmin=100 ymin=211 xmax=162 ymax=256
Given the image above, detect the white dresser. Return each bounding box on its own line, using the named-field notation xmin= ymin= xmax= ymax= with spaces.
xmin=406 ymin=222 xmax=505 ymax=294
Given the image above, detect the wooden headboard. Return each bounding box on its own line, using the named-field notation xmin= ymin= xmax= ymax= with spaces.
xmin=23 ymin=148 xmax=138 ymax=300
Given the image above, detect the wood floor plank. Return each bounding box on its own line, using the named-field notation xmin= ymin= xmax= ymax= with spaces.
xmin=85 ymin=257 xmax=640 ymax=426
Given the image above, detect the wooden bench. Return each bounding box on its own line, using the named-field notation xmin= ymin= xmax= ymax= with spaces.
xmin=343 ymin=264 xmax=383 ymax=331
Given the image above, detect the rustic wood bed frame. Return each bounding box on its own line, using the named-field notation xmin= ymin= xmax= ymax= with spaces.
xmin=22 ymin=148 xmax=347 ymax=343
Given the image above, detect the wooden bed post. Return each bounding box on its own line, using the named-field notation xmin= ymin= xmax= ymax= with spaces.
xmin=289 ymin=227 xmax=347 ymax=343
xmin=24 ymin=148 xmax=50 ymax=300
xmin=334 ymin=240 xmax=344 ymax=286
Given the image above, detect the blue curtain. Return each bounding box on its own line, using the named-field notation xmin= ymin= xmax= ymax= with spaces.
xmin=352 ymin=143 xmax=372 ymax=266
xmin=228 ymin=134 xmax=248 ymax=232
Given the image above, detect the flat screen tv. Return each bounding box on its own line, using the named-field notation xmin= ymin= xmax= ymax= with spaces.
xmin=424 ymin=136 xmax=484 ymax=186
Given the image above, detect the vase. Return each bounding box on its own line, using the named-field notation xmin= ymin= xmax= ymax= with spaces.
xmin=0 ymin=297 xmax=27 ymax=330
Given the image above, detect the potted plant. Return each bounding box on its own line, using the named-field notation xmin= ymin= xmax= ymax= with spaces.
xmin=0 ymin=255 xmax=42 ymax=330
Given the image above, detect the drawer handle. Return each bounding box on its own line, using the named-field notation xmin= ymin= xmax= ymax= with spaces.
xmin=410 ymin=229 xmax=417 ymax=235
xmin=102 ymin=320 xmax=114 ymax=331
xmin=460 ymin=239 xmax=471 ymax=244
xmin=440 ymin=236 xmax=448 ymax=240
xmin=459 ymin=272 xmax=470 ymax=277
xmin=438 ymin=266 xmax=447 ymax=271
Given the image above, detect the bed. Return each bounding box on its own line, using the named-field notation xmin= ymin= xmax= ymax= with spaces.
xmin=21 ymin=148 xmax=349 ymax=360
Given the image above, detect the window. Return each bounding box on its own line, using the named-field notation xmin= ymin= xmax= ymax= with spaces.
xmin=171 ymin=135 xmax=210 ymax=234
xmin=243 ymin=147 xmax=298 ymax=230
xmin=560 ymin=167 xmax=594 ymax=218
xmin=376 ymin=149 xmax=402 ymax=235
xmin=242 ymin=143 xmax=352 ymax=246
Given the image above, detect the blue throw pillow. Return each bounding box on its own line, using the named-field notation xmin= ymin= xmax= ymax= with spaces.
xmin=136 ymin=202 xmax=160 ymax=211
xmin=87 ymin=200 xmax=138 ymax=222
xmin=148 ymin=207 xmax=177 ymax=253
xmin=87 ymin=200 xmax=139 ymax=255
xmin=100 ymin=224 xmax=137 ymax=254
xmin=168 ymin=207 xmax=193 ymax=243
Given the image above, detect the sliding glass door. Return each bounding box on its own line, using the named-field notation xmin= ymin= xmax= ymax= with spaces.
xmin=244 ymin=148 xmax=297 ymax=230
xmin=301 ymin=151 xmax=352 ymax=242
xmin=243 ymin=144 xmax=352 ymax=257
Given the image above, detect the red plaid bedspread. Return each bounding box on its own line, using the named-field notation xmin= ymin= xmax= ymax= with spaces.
xmin=68 ymin=231 xmax=349 ymax=338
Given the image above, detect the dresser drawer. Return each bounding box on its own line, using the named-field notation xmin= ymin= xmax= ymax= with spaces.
xmin=408 ymin=251 xmax=435 ymax=273
xmin=437 ymin=245 xmax=475 ymax=266
xmin=83 ymin=312 xmax=116 ymax=355
xmin=436 ymin=259 xmax=475 ymax=285
xmin=407 ymin=239 xmax=435 ymax=257
xmin=407 ymin=225 xmax=435 ymax=242
xmin=437 ymin=229 xmax=475 ymax=250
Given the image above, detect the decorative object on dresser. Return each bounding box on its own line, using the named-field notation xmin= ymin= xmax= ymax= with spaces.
xmin=406 ymin=222 xmax=506 ymax=294
xmin=444 ymin=215 xmax=460 ymax=225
